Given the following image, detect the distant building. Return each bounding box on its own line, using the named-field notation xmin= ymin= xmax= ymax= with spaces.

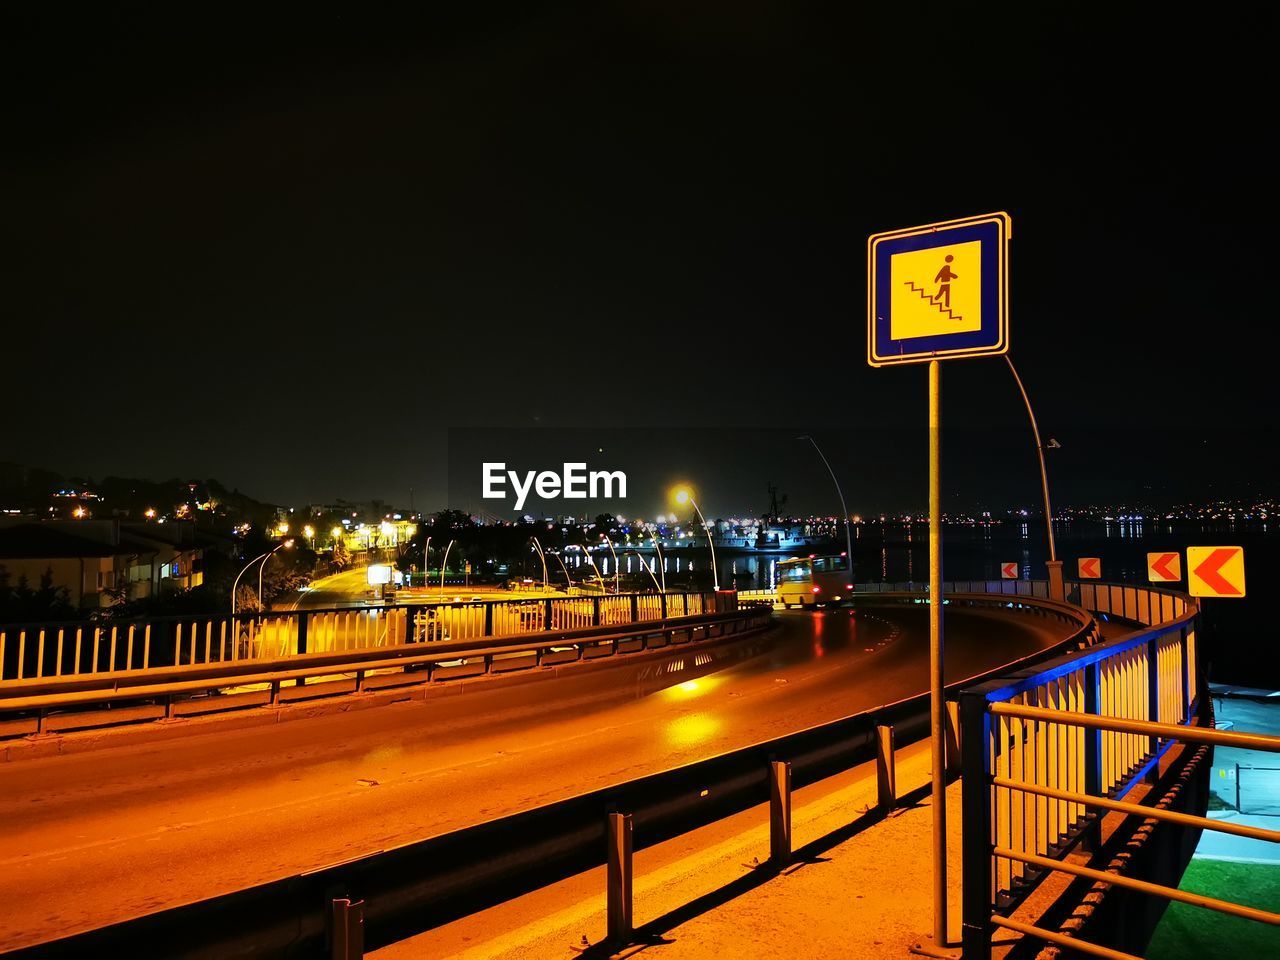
xmin=0 ymin=520 xmax=204 ymax=609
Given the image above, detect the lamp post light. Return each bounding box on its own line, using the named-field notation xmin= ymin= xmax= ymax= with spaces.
xmin=798 ymin=435 xmax=855 ymax=582
xmin=1005 ymin=355 xmax=1063 ymax=600
xmin=531 ymin=537 xmax=549 ymax=591
xmin=231 ymin=550 xmax=273 ymax=615
xmin=599 ymin=534 xmax=620 ymax=594
xmin=258 ymin=539 xmax=294 ymax=613
xmin=646 ymin=523 xmax=667 ymax=592
xmin=673 ymin=487 xmax=719 ymax=591
xmin=553 ymin=552 xmax=574 ymax=590
xmin=626 ymin=550 xmax=662 ymax=592
xmin=439 ymin=539 xmax=456 ymax=594
xmin=571 ymin=544 xmax=606 ymax=592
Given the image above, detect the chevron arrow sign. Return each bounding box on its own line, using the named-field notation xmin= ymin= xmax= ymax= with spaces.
xmin=1147 ymin=552 xmax=1181 ymax=583
xmin=1187 ymin=546 xmax=1246 ymax=598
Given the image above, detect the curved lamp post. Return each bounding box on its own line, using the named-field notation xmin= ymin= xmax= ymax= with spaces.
xmin=530 ymin=536 xmax=549 ymax=591
xmin=258 ymin=540 xmax=294 ymax=612
xmin=571 ymin=544 xmax=606 ymax=592
xmin=646 ymin=523 xmax=667 ymax=593
xmin=439 ymin=539 xmax=456 ymax=593
xmin=599 ymin=534 xmax=620 ymax=593
xmin=552 ymin=552 xmax=574 ymax=590
xmin=1005 ymin=355 xmax=1062 ymax=599
xmin=673 ymin=487 xmax=720 ymax=591
xmin=231 ymin=540 xmax=293 ymax=614
xmin=798 ymin=435 xmax=855 ymax=583
xmin=626 ymin=550 xmax=662 ymax=592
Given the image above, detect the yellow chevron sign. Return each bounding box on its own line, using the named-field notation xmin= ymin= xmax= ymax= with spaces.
xmin=890 ymin=240 xmax=983 ymax=340
xmin=1187 ymin=546 xmax=1246 ymax=598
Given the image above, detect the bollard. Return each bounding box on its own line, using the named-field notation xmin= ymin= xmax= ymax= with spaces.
xmin=769 ymin=759 xmax=792 ymax=864
xmin=944 ymin=700 xmax=962 ymax=776
xmin=606 ymin=812 xmax=633 ymax=945
xmin=876 ymin=724 xmax=896 ymax=811
xmin=330 ymin=898 xmax=364 ymax=960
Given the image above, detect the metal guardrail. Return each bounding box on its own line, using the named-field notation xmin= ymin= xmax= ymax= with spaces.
xmin=0 ymin=607 xmax=767 ymax=735
xmin=0 ymin=590 xmax=719 ymax=684
xmin=1 ymin=591 xmax=1097 ymax=959
xmin=958 ymin=581 xmax=1279 ymax=959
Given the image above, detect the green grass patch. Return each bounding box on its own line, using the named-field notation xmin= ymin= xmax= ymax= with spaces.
xmin=1146 ymin=858 xmax=1280 ymax=958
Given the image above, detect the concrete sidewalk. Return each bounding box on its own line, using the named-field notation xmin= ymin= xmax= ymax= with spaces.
xmin=376 ymin=741 xmax=965 ymax=960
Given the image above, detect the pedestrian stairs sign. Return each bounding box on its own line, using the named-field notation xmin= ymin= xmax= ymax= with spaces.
xmin=867 ymin=212 xmax=1010 ymax=366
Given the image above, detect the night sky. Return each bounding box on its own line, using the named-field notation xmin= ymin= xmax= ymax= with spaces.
xmin=4 ymin=5 xmax=1274 ymax=515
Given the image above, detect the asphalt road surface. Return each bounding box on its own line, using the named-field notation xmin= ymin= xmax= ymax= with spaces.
xmin=0 ymin=604 xmax=1074 ymax=951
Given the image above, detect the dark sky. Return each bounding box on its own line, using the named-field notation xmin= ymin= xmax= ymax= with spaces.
xmin=3 ymin=4 xmax=1274 ymax=515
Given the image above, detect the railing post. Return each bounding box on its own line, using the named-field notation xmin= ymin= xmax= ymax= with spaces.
xmin=606 ymin=811 xmax=633 ymax=945
xmin=1083 ymin=659 xmax=1103 ymax=850
xmin=876 ymin=724 xmax=896 ymax=810
xmin=630 ymin=593 xmax=639 ymax=623
xmin=769 ymin=759 xmax=792 ymax=864
xmin=593 ymin=596 xmax=602 ymax=627
xmin=960 ymin=690 xmax=994 ymax=960
xmin=295 ymin=612 xmax=309 ymax=687
xmin=484 ymin=602 xmax=494 ymax=637
xmin=330 ymin=897 xmax=364 ymax=960
xmin=544 ymin=598 xmax=553 ymax=631
xmin=1179 ymin=624 xmax=1190 ymax=724
xmin=659 ymin=591 xmax=668 ymax=619
xmin=1147 ymin=635 xmax=1161 ymax=758
xmin=945 ymin=699 xmax=962 ymax=776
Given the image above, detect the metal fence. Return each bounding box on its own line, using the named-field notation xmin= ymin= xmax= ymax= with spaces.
xmin=0 ymin=591 xmax=718 ymax=685
xmin=7 ymin=591 xmax=1098 ymax=959
xmin=958 ymin=581 xmax=1279 ymax=959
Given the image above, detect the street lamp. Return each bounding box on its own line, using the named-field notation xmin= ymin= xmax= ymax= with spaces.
xmin=439 ymin=538 xmax=455 ymax=593
xmin=258 ymin=540 xmax=294 ymax=612
xmin=1005 ymin=355 xmax=1063 ymax=599
xmin=798 ymin=435 xmax=854 ymax=584
xmin=645 ymin=522 xmax=667 ymax=592
xmin=672 ymin=486 xmax=720 ymax=591
xmin=625 ymin=550 xmax=662 ymax=592
xmin=231 ymin=540 xmax=292 ymax=614
xmin=599 ymin=534 xmax=620 ymax=593
xmin=530 ymin=537 xmax=549 ymax=591
xmin=552 ymin=551 xmax=575 ymax=590
xmin=570 ymin=544 xmax=606 ymax=592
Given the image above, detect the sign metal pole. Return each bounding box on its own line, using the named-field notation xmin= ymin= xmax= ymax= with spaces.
xmin=928 ymin=358 xmax=947 ymax=948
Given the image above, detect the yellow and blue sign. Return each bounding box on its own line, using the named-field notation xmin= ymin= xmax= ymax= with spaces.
xmin=867 ymin=212 xmax=1010 ymax=366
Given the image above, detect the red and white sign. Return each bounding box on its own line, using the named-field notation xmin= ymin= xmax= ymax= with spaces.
xmin=1077 ymin=557 xmax=1101 ymax=579
xmin=1147 ymin=552 xmax=1181 ymax=583
xmin=1000 ymin=562 xmax=1018 ymax=579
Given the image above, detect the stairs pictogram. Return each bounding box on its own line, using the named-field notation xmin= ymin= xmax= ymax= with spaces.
xmin=903 ymin=281 xmax=963 ymax=322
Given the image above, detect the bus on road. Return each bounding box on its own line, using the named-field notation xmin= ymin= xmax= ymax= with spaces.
xmin=776 ymin=554 xmax=854 ymax=607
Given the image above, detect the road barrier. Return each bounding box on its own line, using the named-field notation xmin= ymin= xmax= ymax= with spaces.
xmin=0 ymin=606 xmax=768 ymax=737
xmin=0 ymin=590 xmax=720 ymax=684
xmin=958 ymin=581 xmax=1280 ymax=959
xmin=2 ymin=591 xmax=1096 ymax=959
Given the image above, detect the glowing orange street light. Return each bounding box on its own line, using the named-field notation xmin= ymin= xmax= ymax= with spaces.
xmin=671 ymin=486 xmax=719 ymax=590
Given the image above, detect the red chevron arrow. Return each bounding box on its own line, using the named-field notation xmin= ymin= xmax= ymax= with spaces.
xmin=1001 ymin=562 xmax=1017 ymax=579
xmin=1150 ymin=553 xmax=1179 ymax=581
xmin=1079 ymin=558 xmax=1100 ymax=578
xmin=1193 ymin=548 xmax=1242 ymax=595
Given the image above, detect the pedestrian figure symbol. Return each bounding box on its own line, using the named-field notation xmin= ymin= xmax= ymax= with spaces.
xmin=933 ymin=255 xmax=958 ymax=310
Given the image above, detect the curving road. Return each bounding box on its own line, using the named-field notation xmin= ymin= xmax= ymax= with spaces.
xmin=0 ymin=603 xmax=1074 ymax=951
